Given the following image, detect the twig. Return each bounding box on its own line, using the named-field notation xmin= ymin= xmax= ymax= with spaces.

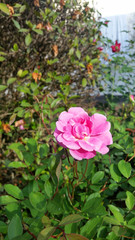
xmin=65 ymin=149 xmax=72 ymax=167
xmin=80 ymin=159 xmax=89 ymax=181
xmin=121 ymin=235 xmax=135 ymax=239
xmin=51 ymin=185 xmax=58 ymax=200
xmin=23 ymin=224 xmax=37 ymax=240
xmin=128 ymin=154 xmax=135 ymax=162
xmin=33 ymin=109 xmax=57 ymax=152
xmin=75 ymin=160 xmax=79 ymax=179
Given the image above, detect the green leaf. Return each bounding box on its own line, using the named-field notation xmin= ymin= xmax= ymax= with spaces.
xmin=82 ymin=78 xmax=87 ymax=87
xmin=8 ymin=143 xmax=23 ymax=160
xmin=0 ymin=51 xmax=7 ymax=55
xmin=59 ymin=214 xmax=84 ymax=226
xmin=33 ymin=29 xmax=43 ymax=35
xmin=73 ymin=36 xmax=78 ymax=47
xmin=47 ymin=194 xmax=63 ymax=215
xmin=60 ymin=234 xmax=89 ymax=240
xmin=23 ymin=152 xmax=34 ymax=166
xmin=27 ymin=138 xmax=37 ymax=154
xmin=20 ymin=5 xmax=26 ymax=13
xmin=13 ymin=43 xmax=19 ymax=51
xmin=4 ymin=184 xmax=24 ymax=200
xmin=12 ymin=19 xmax=20 ymax=29
xmin=128 ymin=176 xmax=135 ymax=187
xmin=126 ymin=224 xmax=135 ymax=231
xmin=39 ymin=144 xmax=49 ymax=158
xmin=69 ymin=48 xmax=74 ymax=55
xmin=0 ymin=56 xmax=6 ymax=62
xmin=41 ymin=216 xmax=51 ymax=227
xmin=128 ymin=217 xmax=135 ymax=225
xmin=44 ymin=179 xmax=54 ymax=198
xmin=5 ymin=203 xmax=21 ymax=220
xmin=37 ymin=227 xmax=56 ymax=240
xmin=103 ymin=216 xmax=121 ymax=225
xmin=21 ymin=100 xmax=31 ymax=107
xmin=82 ymin=197 xmax=106 ymax=217
xmin=8 ymin=162 xmax=27 ymax=168
xmin=110 ymin=164 xmax=121 ymax=182
xmin=108 ymin=205 xmax=124 ymax=223
xmin=118 ymin=160 xmax=131 ymax=178
xmin=112 ymin=143 xmax=123 ymax=150
xmin=7 ymin=77 xmax=17 ymax=85
xmin=112 ymin=226 xmax=126 ymax=236
xmin=125 ymin=191 xmax=135 ymax=210
xmin=8 ymin=215 xmax=23 ymax=240
xmin=0 ymin=221 xmax=7 ymax=234
xmin=51 ymin=98 xmax=61 ymax=108
xmin=0 ymin=85 xmax=7 ymax=91
xmin=91 ymin=58 xmax=99 ymax=64
xmin=56 ymin=159 xmax=62 ymax=181
xmin=47 ymin=58 xmax=58 ymax=65
xmin=18 ymin=86 xmax=31 ymax=94
xmin=107 ymin=231 xmax=119 ymax=240
xmin=0 ymin=195 xmax=18 ymax=205
xmin=0 ymin=3 xmax=10 ymax=15
xmin=80 ymin=216 xmax=102 ymax=239
xmin=29 ymin=192 xmax=46 ymax=211
xmin=19 ymin=28 xmax=29 ymax=33
xmin=92 ymin=171 xmax=104 ymax=184
xmin=25 ymin=33 xmax=32 ymax=46
xmin=76 ymin=49 xmax=81 ymax=59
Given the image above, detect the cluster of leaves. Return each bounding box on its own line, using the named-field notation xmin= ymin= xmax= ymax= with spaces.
xmin=1 ymin=102 xmax=135 ymax=240
xmin=0 ymin=0 xmax=103 ymax=103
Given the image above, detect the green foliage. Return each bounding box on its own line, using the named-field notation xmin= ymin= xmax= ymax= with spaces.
xmin=1 ymin=0 xmax=135 ymax=240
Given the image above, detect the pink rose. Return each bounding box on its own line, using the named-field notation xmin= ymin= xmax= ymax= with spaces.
xmin=111 ymin=40 xmax=121 ymax=52
xmin=54 ymin=107 xmax=113 ymax=160
xmin=130 ymin=95 xmax=135 ymax=102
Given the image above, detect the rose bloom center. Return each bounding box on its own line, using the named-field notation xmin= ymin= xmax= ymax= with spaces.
xmin=72 ymin=123 xmax=90 ymax=140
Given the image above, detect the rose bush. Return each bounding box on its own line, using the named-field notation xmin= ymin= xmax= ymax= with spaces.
xmin=54 ymin=107 xmax=113 ymax=160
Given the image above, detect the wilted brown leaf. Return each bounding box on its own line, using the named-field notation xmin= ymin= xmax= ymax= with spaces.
xmin=72 ymin=10 xmax=82 ymax=20
xmin=2 ymin=123 xmax=11 ymax=133
xmin=15 ymin=119 xmax=25 ymax=127
xmin=7 ymin=4 xmax=14 ymax=16
xmin=86 ymin=63 xmax=93 ymax=74
xmin=85 ymin=7 xmax=90 ymax=12
xmin=60 ymin=0 xmax=65 ymax=9
xmin=34 ymin=0 xmax=40 ymax=7
xmin=36 ymin=23 xmax=44 ymax=29
xmin=32 ymin=72 xmax=41 ymax=83
xmin=52 ymin=45 xmax=58 ymax=57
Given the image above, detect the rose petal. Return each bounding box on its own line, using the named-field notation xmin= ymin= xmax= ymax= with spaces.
xmin=57 ymin=134 xmax=80 ymax=150
xmin=69 ymin=149 xmax=96 ymax=160
xmin=68 ymin=107 xmax=87 ymax=115
xmin=54 ymin=128 xmax=60 ymax=138
xmin=59 ymin=111 xmax=73 ymax=122
xmin=90 ymin=113 xmax=111 ymax=135
xmin=87 ymin=137 xmax=103 ymax=151
xmin=78 ymin=139 xmax=94 ymax=151
xmin=96 ymin=131 xmax=113 ymax=145
xmin=56 ymin=121 xmax=65 ymax=132
xmin=98 ymin=145 xmax=109 ymax=154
